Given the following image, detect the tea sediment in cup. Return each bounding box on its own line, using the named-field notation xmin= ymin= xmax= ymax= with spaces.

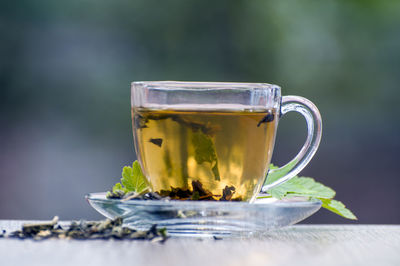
xmin=132 ymin=107 xmax=277 ymax=201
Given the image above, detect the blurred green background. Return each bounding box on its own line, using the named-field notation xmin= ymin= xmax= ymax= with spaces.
xmin=1 ymin=0 xmax=399 ymax=223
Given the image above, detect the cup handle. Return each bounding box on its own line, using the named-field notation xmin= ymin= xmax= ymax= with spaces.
xmin=261 ymin=95 xmax=322 ymax=192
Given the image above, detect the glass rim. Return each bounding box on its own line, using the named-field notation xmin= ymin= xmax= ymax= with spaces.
xmin=131 ymin=81 xmax=281 ymax=90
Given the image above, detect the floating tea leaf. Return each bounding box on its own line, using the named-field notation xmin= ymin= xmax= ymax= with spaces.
xmin=257 ymin=111 xmax=275 ymax=127
xmin=149 ymin=138 xmax=163 ymax=147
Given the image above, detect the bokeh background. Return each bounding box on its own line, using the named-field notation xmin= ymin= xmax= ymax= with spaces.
xmin=1 ymin=0 xmax=399 ymax=223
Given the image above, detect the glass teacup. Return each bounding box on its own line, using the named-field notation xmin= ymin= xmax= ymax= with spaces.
xmin=131 ymin=81 xmax=322 ymax=202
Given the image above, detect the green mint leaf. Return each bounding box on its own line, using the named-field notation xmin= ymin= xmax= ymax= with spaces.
xmin=267 ymin=176 xmax=336 ymax=200
xmin=267 ymin=182 xmax=288 ymax=200
xmin=120 ymin=161 xmax=150 ymax=194
xmin=112 ymin=182 xmax=126 ymax=193
xmin=265 ymin=160 xmax=301 ymax=186
xmin=286 ymin=177 xmax=336 ymax=199
xmin=192 ymin=131 xmax=220 ymax=181
xmin=265 ymin=163 xmax=292 ymax=185
xmin=320 ymin=199 xmax=358 ymax=220
xmin=263 ymin=164 xmax=356 ymax=220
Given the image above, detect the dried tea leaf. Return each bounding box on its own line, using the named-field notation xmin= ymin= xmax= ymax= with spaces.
xmin=3 ymin=217 xmax=168 ymax=242
xmin=22 ymin=216 xmax=59 ymax=236
xmin=107 ymin=186 xmax=125 ymax=199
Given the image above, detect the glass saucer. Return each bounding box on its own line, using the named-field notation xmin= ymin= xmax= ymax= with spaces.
xmin=86 ymin=192 xmax=321 ymax=237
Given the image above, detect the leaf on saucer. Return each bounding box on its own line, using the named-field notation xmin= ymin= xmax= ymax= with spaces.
xmin=264 ymin=164 xmax=356 ymax=220
xmin=320 ymin=199 xmax=358 ymax=220
xmin=267 ymin=176 xmax=336 ymax=200
xmin=121 ymin=161 xmax=150 ymax=194
xmin=112 ymin=182 xmax=123 ymax=192
xmin=265 ymin=163 xmax=292 ymax=185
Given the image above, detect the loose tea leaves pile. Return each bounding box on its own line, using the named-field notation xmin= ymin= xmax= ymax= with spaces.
xmin=0 ymin=216 xmax=167 ymax=242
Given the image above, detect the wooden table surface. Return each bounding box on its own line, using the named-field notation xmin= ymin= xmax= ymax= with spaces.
xmin=0 ymin=221 xmax=399 ymax=266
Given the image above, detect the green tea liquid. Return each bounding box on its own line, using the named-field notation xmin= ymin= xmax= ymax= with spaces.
xmin=132 ymin=108 xmax=277 ymax=201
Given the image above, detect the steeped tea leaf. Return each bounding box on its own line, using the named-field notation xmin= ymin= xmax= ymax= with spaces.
xmin=220 ymin=185 xmax=236 ymax=201
xmin=149 ymin=138 xmax=163 ymax=147
xmin=121 ymin=161 xmax=150 ymax=194
xmin=192 ymin=131 xmax=216 ymax=164
xmin=211 ymin=163 xmax=220 ymax=182
xmin=257 ymin=111 xmax=275 ymax=127
xmin=192 ymin=131 xmax=220 ymax=181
